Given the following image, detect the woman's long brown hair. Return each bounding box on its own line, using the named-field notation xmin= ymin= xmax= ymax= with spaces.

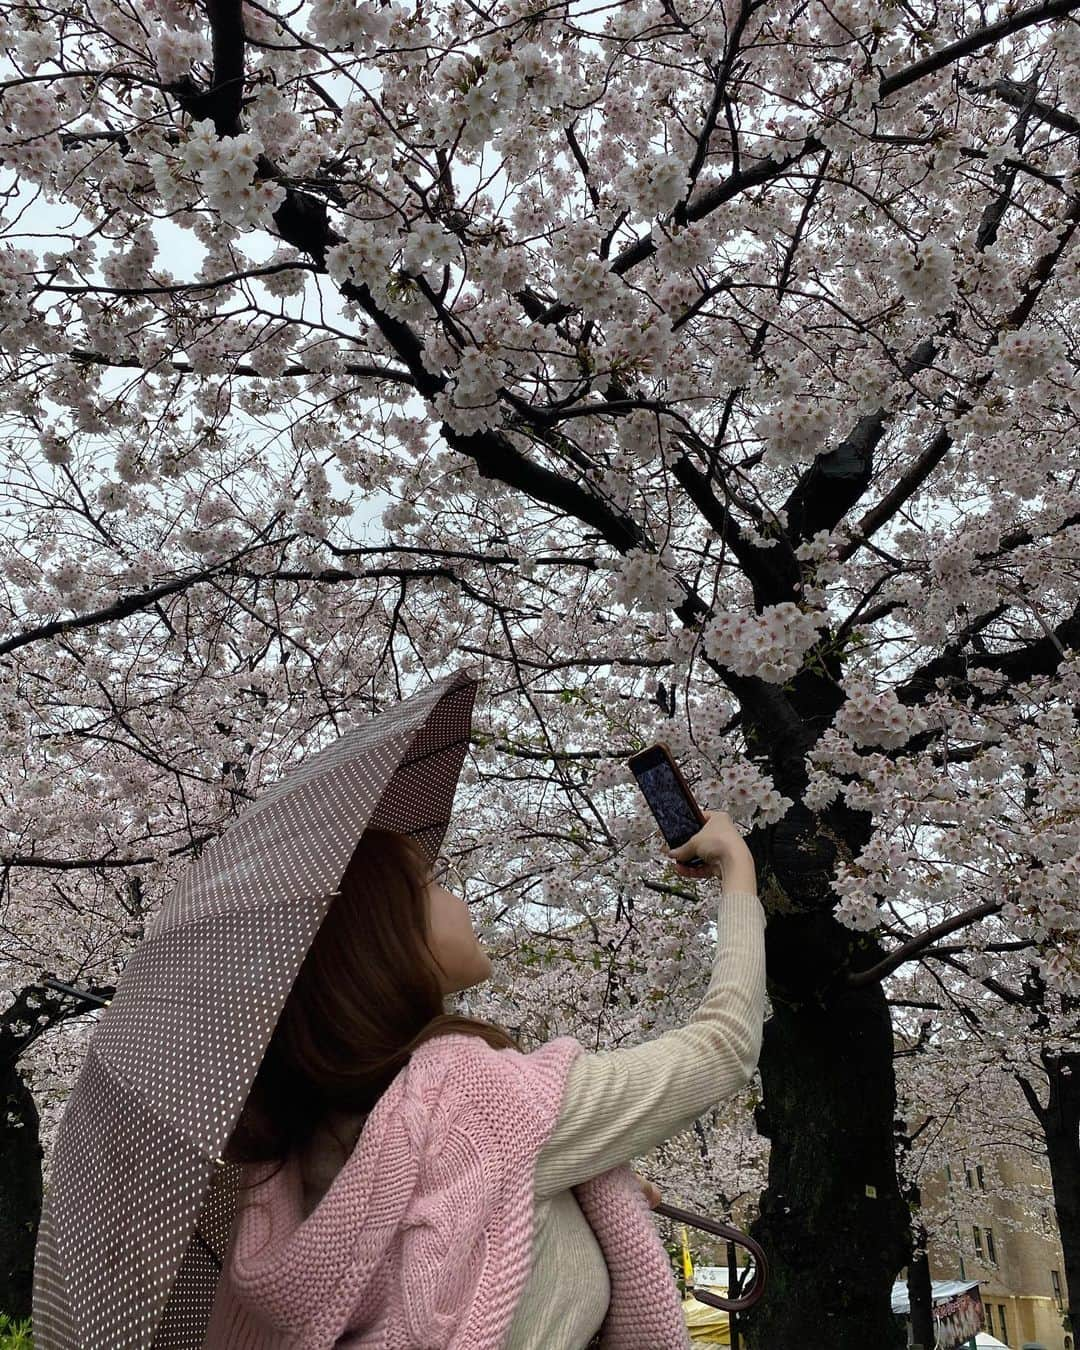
xmin=224 ymin=827 xmax=519 ymax=1185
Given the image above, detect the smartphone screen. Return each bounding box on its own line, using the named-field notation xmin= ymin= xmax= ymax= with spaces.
xmin=628 ymin=745 xmax=705 ymax=866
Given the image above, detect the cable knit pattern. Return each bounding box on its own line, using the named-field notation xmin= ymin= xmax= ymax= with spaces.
xmin=204 ymin=1032 xmax=690 ymax=1349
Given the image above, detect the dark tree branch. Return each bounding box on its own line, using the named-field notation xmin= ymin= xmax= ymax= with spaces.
xmin=670 ymin=0 xmax=760 ymax=228
xmin=670 ymin=450 xmax=801 ymax=608
xmin=883 ymin=0 xmax=1080 ymax=101
xmin=197 ymin=0 xmax=246 ymax=135
xmin=232 ymin=564 xmax=532 ymax=614
xmin=918 ymin=947 xmax=1030 ymax=1008
xmin=1014 ymin=1071 xmax=1049 ymax=1125
xmin=325 ymin=543 xmax=600 ymax=567
xmin=40 ymin=261 xmax=318 ymax=297
xmin=960 ymin=74 xmax=1080 ymax=137
xmin=67 ymin=348 xmax=416 ymax=388
xmin=781 ymin=337 xmax=939 ymax=549
xmin=896 ymin=596 xmax=1080 ymax=709
xmin=0 ymin=524 xmax=290 ymax=657
xmin=848 ymin=899 xmax=1004 ymax=988
xmin=3 ymin=835 xmax=216 ymax=871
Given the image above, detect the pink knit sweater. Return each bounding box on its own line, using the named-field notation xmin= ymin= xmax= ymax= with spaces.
xmin=204 ymin=1030 xmax=692 ymax=1349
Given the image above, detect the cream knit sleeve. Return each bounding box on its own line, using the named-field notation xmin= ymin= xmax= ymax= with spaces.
xmin=533 ymin=889 xmax=767 ymax=1202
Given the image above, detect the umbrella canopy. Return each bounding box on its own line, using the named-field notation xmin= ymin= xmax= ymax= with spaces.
xmin=32 ymin=667 xmax=482 ymax=1349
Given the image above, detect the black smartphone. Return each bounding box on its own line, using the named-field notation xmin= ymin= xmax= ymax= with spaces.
xmin=626 ymin=742 xmax=707 ymax=868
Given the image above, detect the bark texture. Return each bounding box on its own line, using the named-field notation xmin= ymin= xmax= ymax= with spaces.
xmin=0 ymin=1059 xmax=42 ymax=1321
xmin=739 ymin=909 xmax=911 ymax=1349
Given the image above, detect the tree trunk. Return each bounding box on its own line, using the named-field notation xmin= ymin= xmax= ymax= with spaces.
xmin=0 ymin=1056 xmax=43 ymax=1320
xmin=739 ymin=909 xmax=910 ymax=1349
xmin=906 ymin=1212 xmax=936 ymax=1350
xmin=897 ymin=1121 xmax=936 ymax=1350
xmin=1037 ymin=1047 xmax=1079 ymax=1339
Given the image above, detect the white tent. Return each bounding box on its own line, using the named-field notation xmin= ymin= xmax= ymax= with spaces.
xmin=974 ymin=1335 xmax=1009 ymax=1349
xmin=891 ymin=1278 xmax=982 ymax=1313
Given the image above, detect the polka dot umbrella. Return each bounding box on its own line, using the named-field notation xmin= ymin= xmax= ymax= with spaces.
xmin=31 ymin=666 xmax=482 ymax=1349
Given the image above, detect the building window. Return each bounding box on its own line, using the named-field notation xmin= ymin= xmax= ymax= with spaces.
xmin=966 ymin=1166 xmax=974 ymax=1189
xmin=976 ymin=1164 xmax=985 ymax=1190
xmin=998 ymin=1304 xmax=1008 ymax=1344
xmin=972 ymin=1226 xmax=983 ymax=1257
xmin=945 ymin=1162 xmax=953 ymax=1183
xmin=1052 ymin=1269 xmax=1063 ymax=1308
xmin=985 ymin=1228 xmax=996 ymax=1264
xmin=981 ymin=1302 xmax=991 ymax=1332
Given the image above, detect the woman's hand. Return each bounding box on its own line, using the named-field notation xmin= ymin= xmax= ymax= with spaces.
xmin=664 ymin=809 xmax=756 ymax=890
xmin=632 ymin=1170 xmax=662 ymax=1209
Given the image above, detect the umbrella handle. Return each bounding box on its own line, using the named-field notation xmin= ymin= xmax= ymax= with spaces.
xmin=39 ymin=977 xmax=112 ymax=1007
xmin=652 ymin=1200 xmax=768 ymax=1312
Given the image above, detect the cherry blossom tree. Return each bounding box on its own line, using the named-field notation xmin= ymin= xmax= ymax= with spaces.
xmin=1 ymin=0 xmax=1079 ymax=1341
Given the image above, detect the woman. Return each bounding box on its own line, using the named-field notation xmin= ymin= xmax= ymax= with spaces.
xmin=209 ymin=810 xmax=766 ymax=1348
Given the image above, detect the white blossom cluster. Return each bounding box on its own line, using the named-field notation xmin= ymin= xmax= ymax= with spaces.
xmin=452 ymin=60 xmax=524 ymax=149
xmin=614 ymin=152 xmax=691 ymax=220
xmin=557 ymin=254 xmax=619 ymax=319
xmin=431 ymin=349 xmax=505 ymax=436
xmin=149 ymin=28 xmax=212 ymax=83
xmin=325 ymin=219 xmax=400 ymax=299
xmin=926 ymin=524 xmax=1005 ymax=618
xmin=541 ymin=871 xmax=588 ymax=913
xmin=993 ymin=327 xmax=1069 ymax=389
xmin=246 ymin=87 xmax=304 ymax=163
xmin=832 ymin=676 xmax=929 ymax=749
xmin=829 ymin=868 xmax=884 ymax=933
xmin=180 ymin=120 xmax=286 ymax=230
xmin=100 ymin=226 xmax=158 ymax=291
xmin=113 ymin=442 xmax=152 ymax=485
xmin=95 ymin=480 xmax=135 ymax=514
xmin=588 ymin=758 xmax=635 ymax=794
xmin=702 ymin=602 xmax=828 ymax=682
xmin=802 ymin=764 xmax=842 ymax=812
xmin=881 ymin=237 xmax=956 ymax=318
xmin=0 ymin=245 xmax=39 ymax=339
xmin=614 ymin=409 xmax=662 ymax=467
xmin=402 ymin=221 xmax=460 ymax=276
xmin=13 ymin=22 xmax=59 ymax=70
xmin=697 ymin=763 xmax=793 ymax=828
xmin=607 ymin=547 xmax=684 ymax=615
xmin=308 ymin=0 xmax=399 ymax=52
xmin=38 ymin=429 xmax=71 ymax=467
xmin=793 ymin=528 xmax=843 ymax=605
xmin=0 ymin=82 xmax=63 ymax=174
xmin=45 ymin=558 xmax=86 ymax=599
xmin=753 ymin=395 xmax=835 ymax=468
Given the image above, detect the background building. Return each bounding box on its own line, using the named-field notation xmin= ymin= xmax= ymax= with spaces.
xmin=901 ymin=1151 xmax=1071 ymax=1350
